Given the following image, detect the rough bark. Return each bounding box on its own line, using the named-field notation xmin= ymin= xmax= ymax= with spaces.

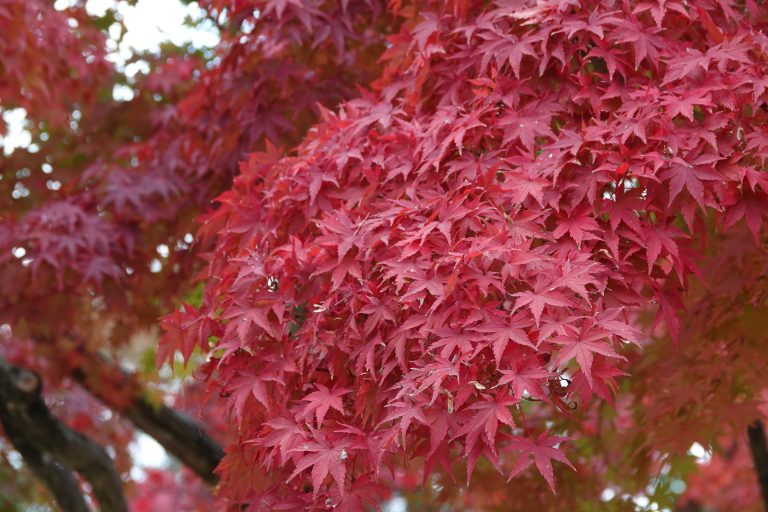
xmin=747 ymin=419 xmax=768 ymax=511
xmin=0 ymin=357 xmax=127 ymax=512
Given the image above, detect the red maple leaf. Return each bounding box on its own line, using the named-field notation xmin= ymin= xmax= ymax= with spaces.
xmin=288 ymin=430 xmax=350 ymax=496
xmin=456 ymin=392 xmax=517 ymax=457
xmin=300 ymin=385 xmax=349 ymax=426
xmin=507 ymin=432 xmax=575 ymax=492
xmin=551 ymin=323 xmax=625 ymax=387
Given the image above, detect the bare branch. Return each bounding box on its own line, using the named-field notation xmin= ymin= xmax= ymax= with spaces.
xmin=0 ymin=358 xmax=127 ymax=512
xmin=0 ymin=425 xmax=89 ymax=512
xmin=73 ymin=353 xmax=223 ymax=485
xmin=123 ymin=395 xmax=224 ymax=486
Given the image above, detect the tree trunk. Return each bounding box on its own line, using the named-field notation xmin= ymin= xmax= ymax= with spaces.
xmin=0 ymin=357 xmax=127 ymax=512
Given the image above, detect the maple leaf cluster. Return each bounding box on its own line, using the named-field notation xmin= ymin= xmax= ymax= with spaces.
xmin=159 ymin=0 xmax=768 ymax=508
xmin=2 ymin=0 xmax=768 ymax=509
xmin=1 ymin=0 xmax=394 ymax=321
xmin=0 ymin=0 xmax=403 ymax=508
xmin=0 ymin=0 xmax=110 ymax=129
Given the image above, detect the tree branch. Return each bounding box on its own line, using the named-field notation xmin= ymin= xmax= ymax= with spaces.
xmin=0 ymin=426 xmax=89 ymax=512
xmin=73 ymin=353 xmax=223 ymax=485
xmin=0 ymin=358 xmax=127 ymax=512
xmin=122 ymin=394 xmax=224 ymax=486
xmin=747 ymin=419 xmax=768 ymax=511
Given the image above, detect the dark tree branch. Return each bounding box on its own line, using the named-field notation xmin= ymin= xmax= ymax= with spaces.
xmin=747 ymin=419 xmax=768 ymax=511
xmin=73 ymin=353 xmax=223 ymax=485
xmin=29 ymin=459 xmax=90 ymax=512
xmin=122 ymin=394 xmax=224 ymax=486
xmin=0 ymin=425 xmax=89 ymax=512
xmin=0 ymin=358 xmax=127 ymax=512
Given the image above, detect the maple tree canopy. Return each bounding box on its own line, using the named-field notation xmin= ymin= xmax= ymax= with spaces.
xmin=2 ymin=0 xmax=768 ymax=510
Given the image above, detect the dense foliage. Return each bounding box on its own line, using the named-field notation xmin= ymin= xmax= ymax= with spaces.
xmin=2 ymin=0 xmax=768 ymax=511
